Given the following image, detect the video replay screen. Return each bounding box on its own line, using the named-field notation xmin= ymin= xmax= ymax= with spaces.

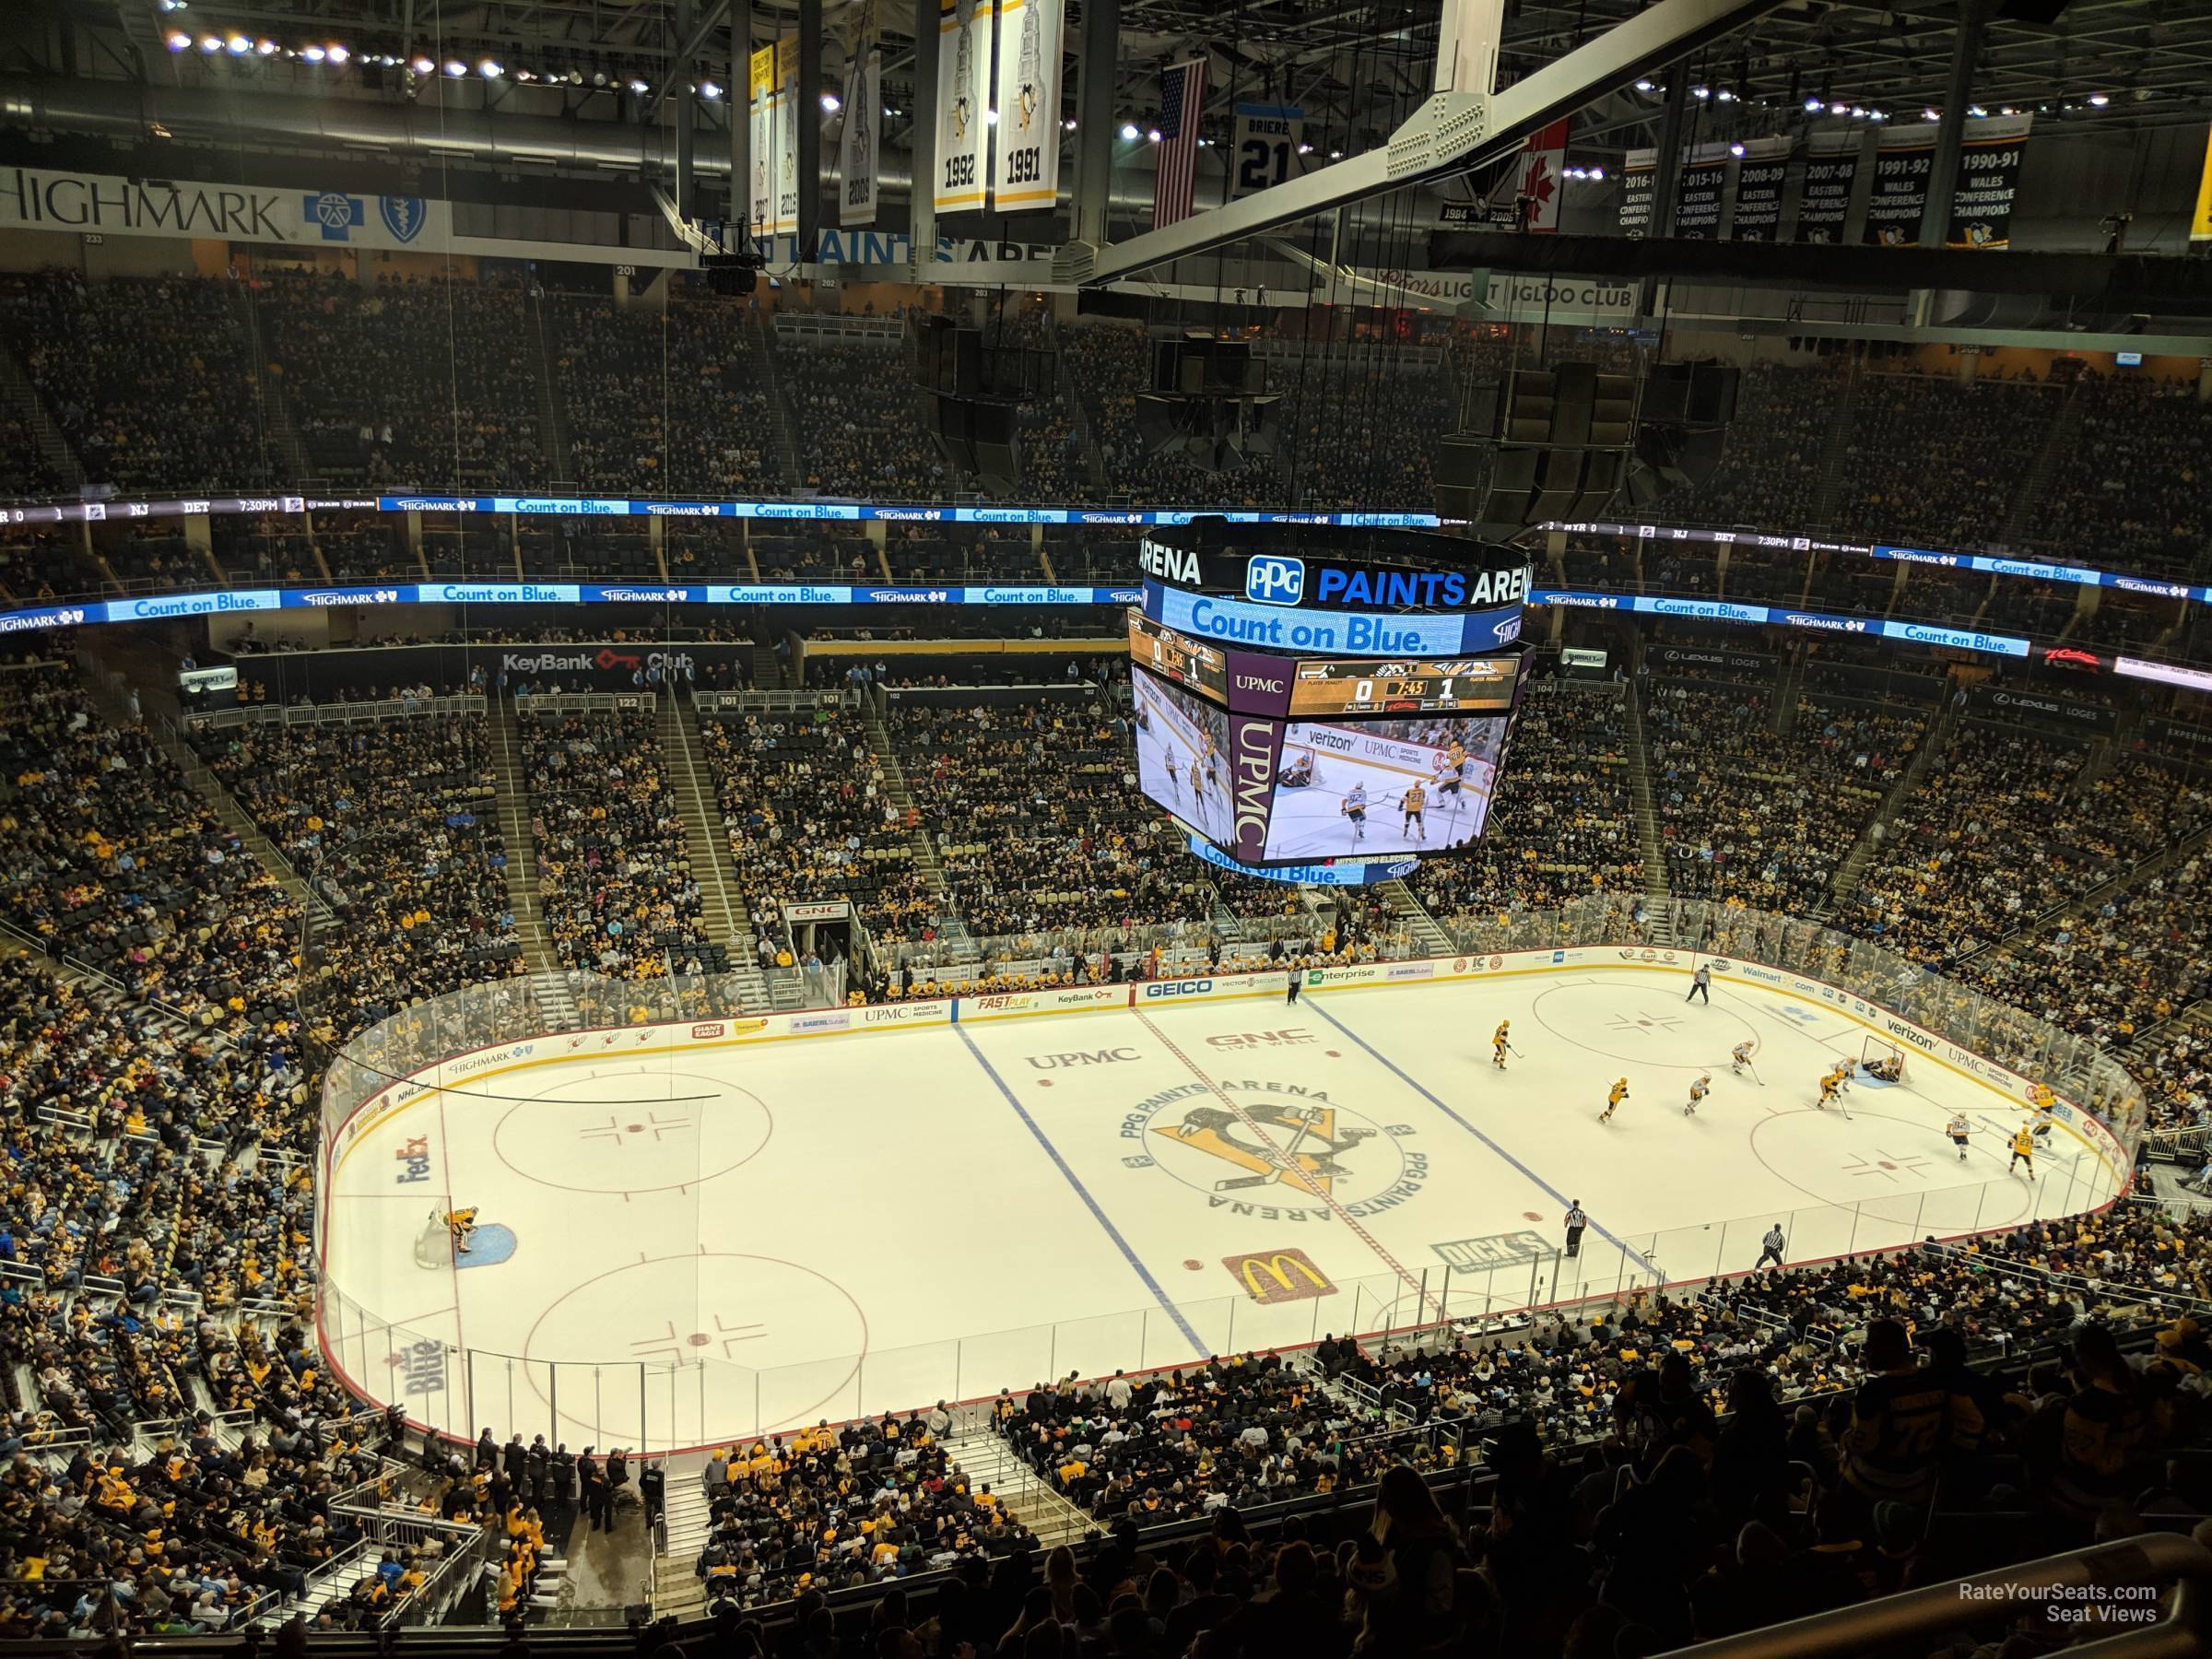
xmin=1261 ymin=715 xmax=1507 ymax=860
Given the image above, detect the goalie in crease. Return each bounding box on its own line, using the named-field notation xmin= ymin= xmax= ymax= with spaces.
xmin=447 ymin=1206 xmax=482 ymax=1257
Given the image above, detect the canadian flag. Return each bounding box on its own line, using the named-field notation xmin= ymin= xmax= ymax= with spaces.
xmin=1485 ymin=119 xmax=1568 ymax=232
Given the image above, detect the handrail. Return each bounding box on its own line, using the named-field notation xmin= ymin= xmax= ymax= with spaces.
xmin=1653 ymin=1527 xmax=2212 ymax=1658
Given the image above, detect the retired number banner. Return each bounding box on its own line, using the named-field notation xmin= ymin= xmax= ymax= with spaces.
xmin=747 ymin=44 xmax=777 ymax=232
xmin=1230 ymin=104 xmax=1305 ymax=199
xmin=839 ymin=0 xmax=882 ymax=227
xmin=935 ymin=0 xmax=993 ymax=212
xmin=989 ymin=0 xmax=1064 ymax=210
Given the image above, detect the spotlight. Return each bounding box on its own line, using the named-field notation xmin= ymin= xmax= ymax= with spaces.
xmin=326 ymin=42 xmax=349 ymax=64
xmin=225 ymin=32 xmax=250 ymax=53
xmin=985 ymin=107 xmax=998 ymax=124
xmin=592 ymin=71 xmax=608 ymax=87
xmin=1867 ymin=109 xmax=1886 ymax=121
xmin=1923 ymin=106 xmax=1940 ymax=120
xmin=1716 ymin=88 xmax=1734 ymax=102
xmin=164 ymin=29 xmax=191 ymax=50
xmin=478 ymin=58 xmax=502 ymax=77
xmin=1729 ymin=141 xmax=1745 ymax=157
xmin=700 ymin=79 xmax=722 ymax=99
xmin=444 ymin=59 xmax=466 ymax=76
xmin=301 ymin=44 xmax=326 ymax=61
xmin=2088 ymin=91 xmax=2109 ymax=107
xmin=1119 ymin=122 xmax=1139 ymax=139
xmin=255 ymin=38 xmax=278 ymax=55
xmin=1692 ymin=86 xmax=1710 ymax=100
xmin=1147 ymin=128 xmax=1161 ymax=143
xmin=819 ymin=90 xmax=841 ymax=112
xmin=1804 ymin=96 xmax=1822 ymax=112
xmin=627 ymin=76 xmax=648 ymax=93
xmin=1588 ymin=166 xmax=1605 ymax=181
xmin=197 ymin=33 xmax=220 ymax=52
xmin=1064 ymin=118 xmax=1077 ymax=131
xmin=1329 ymin=149 xmax=1342 ymax=159
xmin=1633 ymin=78 xmax=1653 ymax=92
xmin=1968 ymin=104 xmax=1986 ymax=116
xmin=1296 ymin=142 xmax=1313 ymax=155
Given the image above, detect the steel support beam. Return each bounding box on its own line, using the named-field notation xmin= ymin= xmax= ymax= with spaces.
xmin=641 ymin=0 xmax=734 ymax=121
xmin=1917 ymin=0 xmax=1988 ymax=249
xmin=730 ymin=0 xmax=751 ymax=229
xmin=674 ymin=0 xmax=699 ymax=218
xmin=1070 ymin=0 xmax=1120 ymax=246
xmin=1068 ymin=0 xmax=1786 ymax=286
xmin=798 ymin=0 xmax=823 ymax=257
xmin=909 ymin=0 xmax=938 ymax=276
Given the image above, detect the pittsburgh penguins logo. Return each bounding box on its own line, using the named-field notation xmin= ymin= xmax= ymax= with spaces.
xmin=1135 ymin=1088 xmax=1426 ymax=1220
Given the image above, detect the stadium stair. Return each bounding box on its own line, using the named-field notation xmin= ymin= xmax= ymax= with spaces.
xmin=1818 ymin=686 xmax=1961 ymax=920
xmin=660 ymin=691 xmax=774 ymax=1011
xmin=863 ymin=707 xmax=978 ymax=963
xmin=1059 ymin=351 xmax=1115 ymax=499
xmin=1998 ymin=377 xmax=2084 ymax=548
xmin=1960 ymin=814 xmax=2212 ymax=968
xmin=1378 ymin=879 xmax=1453 ymax=958
xmin=0 ymin=346 xmax=81 ymax=492
xmin=534 ymin=291 xmax=577 ymax=488
xmin=753 ymin=315 xmax=804 ymax=490
xmin=486 ymin=694 xmax=570 ymax=983
xmin=940 ymin=1425 xmax=1094 ymax=1549
xmin=1621 ymin=677 xmax=1675 ymax=936
xmin=157 ymin=728 xmax=334 ymax=929
xmin=1804 ymin=358 xmax=1867 ymax=530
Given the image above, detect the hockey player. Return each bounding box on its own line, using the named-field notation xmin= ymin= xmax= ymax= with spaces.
xmin=1816 ymin=1070 xmax=1841 ymax=1112
xmin=1599 ymin=1077 xmax=1630 ymax=1124
xmin=1163 ymin=747 xmax=1181 ymax=793
xmin=2028 ymin=1081 xmax=2056 ymax=1112
xmin=1730 ymin=1040 xmax=1757 ymax=1077
xmin=2008 ymin=1124 xmax=2036 ymax=1180
xmin=1491 ymin=1019 xmax=1511 ymax=1071
xmin=1399 ymin=780 xmax=1428 ymax=842
xmin=1684 ymin=1073 xmax=1712 ymax=1117
xmin=446 ymin=1206 xmax=480 ymax=1255
xmin=1342 ymin=782 xmax=1370 ymax=844
xmin=2032 ymin=1104 xmax=2055 ymax=1143
xmin=1947 ymin=1112 xmax=1972 ymax=1161
xmin=1435 ymin=737 xmax=1469 ymax=805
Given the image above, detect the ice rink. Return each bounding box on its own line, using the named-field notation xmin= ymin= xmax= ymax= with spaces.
xmin=321 ymin=966 xmax=2122 ymax=1451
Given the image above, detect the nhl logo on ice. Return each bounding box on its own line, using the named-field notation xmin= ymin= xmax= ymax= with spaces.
xmin=1244 ymin=555 xmax=1305 ymax=606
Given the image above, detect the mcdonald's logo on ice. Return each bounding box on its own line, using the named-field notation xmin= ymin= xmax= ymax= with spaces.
xmin=1224 ymin=1248 xmax=1336 ymax=1305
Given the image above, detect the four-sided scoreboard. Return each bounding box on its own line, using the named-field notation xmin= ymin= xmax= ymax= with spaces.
xmin=1126 ymin=521 xmax=1536 ymax=883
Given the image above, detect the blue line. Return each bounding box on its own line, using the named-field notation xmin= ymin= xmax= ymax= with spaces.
xmin=955 ymin=1028 xmax=1208 ymax=1355
xmin=1303 ymin=999 xmax=1662 ymax=1278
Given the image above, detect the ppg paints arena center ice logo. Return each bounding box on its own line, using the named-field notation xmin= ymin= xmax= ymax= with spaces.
xmin=1119 ymin=1079 xmax=1426 ymax=1222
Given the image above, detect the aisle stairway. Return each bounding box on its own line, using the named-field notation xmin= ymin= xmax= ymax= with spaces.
xmin=1378 ymin=879 xmax=1453 ymax=957
xmin=486 ymin=696 xmax=567 ymax=983
xmin=660 ymin=692 xmax=774 ymax=1010
xmin=159 ymin=728 xmax=333 ymax=927
xmin=865 ymin=707 xmax=976 ymax=961
xmin=1819 ymin=691 xmax=1959 ymax=920
xmin=1620 ymin=679 xmax=1674 ymax=938
xmin=940 ymin=1427 xmax=1094 ymax=1548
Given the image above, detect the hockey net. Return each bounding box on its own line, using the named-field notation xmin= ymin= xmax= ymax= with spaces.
xmin=1859 ymin=1036 xmax=1910 ymax=1083
xmin=411 ymin=1208 xmax=453 ymax=1270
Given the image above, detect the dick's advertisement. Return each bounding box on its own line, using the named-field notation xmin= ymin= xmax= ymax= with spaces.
xmin=935 ymin=0 xmax=994 ymax=211
xmin=1947 ymin=113 xmax=2032 ymax=248
xmin=989 ymin=0 xmax=1065 ymax=210
xmin=1618 ymin=147 xmax=1656 ymax=236
xmin=1864 ymin=123 xmax=1936 ymax=246
xmin=1795 ymin=130 xmax=1860 ymax=244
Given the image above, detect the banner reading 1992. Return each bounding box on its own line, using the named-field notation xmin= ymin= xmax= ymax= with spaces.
xmin=989 ymin=0 xmax=1064 ymax=211
xmin=935 ymin=0 xmax=994 ymax=211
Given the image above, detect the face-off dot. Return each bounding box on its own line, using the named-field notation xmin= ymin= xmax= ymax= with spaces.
xmin=1183 ymin=1259 xmax=1203 ymax=1270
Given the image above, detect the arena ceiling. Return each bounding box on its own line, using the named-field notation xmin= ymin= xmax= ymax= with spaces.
xmin=12 ymin=0 xmax=2210 ymax=171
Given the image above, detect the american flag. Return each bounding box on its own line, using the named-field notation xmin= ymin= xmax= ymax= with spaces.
xmin=1152 ymin=58 xmax=1208 ymax=228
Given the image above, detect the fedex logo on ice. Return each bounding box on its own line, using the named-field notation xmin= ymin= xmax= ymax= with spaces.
xmin=1244 ymin=556 xmax=1305 ymax=606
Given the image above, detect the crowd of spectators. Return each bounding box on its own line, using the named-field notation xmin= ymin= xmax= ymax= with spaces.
xmin=692 ymin=702 xmax=938 ymax=945
xmin=189 ymin=714 xmax=525 ymax=1031
xmin=520 ymin=707 xmax=716 ymax=977
xmin=779 ymin=340 xmax=945 ymax=500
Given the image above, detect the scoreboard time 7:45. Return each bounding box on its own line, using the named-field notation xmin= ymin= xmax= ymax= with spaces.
xmin=1288 ymin=655 xmax=1521 ymax=716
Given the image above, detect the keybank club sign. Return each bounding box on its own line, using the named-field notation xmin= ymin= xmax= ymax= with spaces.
xmin=0 ymin=169 xmax=453 ymax=253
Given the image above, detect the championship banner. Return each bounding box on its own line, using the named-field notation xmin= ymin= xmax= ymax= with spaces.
xmin=1618 ymin=147 xmax=1656 ymax=236
xmin=839 ymin=0 xmax=882 ymax=227
xmin=747 ymin=44 xmax=776 ymax=231
xmin=1471 ymin=117 xmax=1568 ymax=229
xmin=989 ymin=0 xmax=1064 ymax=210
xmin=935 ymin=0 xmax=993 ymax=211
xmin=1674 ymin=141 xmax=1730 ymax=238
xmin=2195 ymin=124 xmax=2212 ymax=244
xmin=1795 ymin=128 xmax=1860 ymax=244
xmin=1947 ymin=113 xmax=2032 ymax=248
xmin=1230 ymin=104 xmax=1305 ymax=199
xmin=1729 ymin=136 xmax=1791 ymax=241
xmin=772 ymin=36 xmax=802 ymax=237
xmin=1864 ymin=121 xmax=1936 ymax=246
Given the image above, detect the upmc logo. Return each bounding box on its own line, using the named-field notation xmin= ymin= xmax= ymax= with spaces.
xmin=1244 ymin=556 xmax=1305 ymax=606
xmin=1026 ymin=1048 xmax=1140 ymax=1069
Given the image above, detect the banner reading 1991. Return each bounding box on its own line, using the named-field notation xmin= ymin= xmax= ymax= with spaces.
xmin=989 ymin=0 xmax=1065 ymax=211
xmin=935 ymin=0 xmax=994 ymax=211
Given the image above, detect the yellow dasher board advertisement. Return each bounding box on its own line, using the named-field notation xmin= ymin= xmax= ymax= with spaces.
xmin=989 ymin=0 xmax=1064 ymax=211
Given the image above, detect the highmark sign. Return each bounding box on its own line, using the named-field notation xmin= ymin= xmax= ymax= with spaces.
xmin=0 ymin=169 xmax=452 ymax=253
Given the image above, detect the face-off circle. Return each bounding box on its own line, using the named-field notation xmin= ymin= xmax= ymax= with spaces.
xmin=492 ymin=1070 xmax=771 ymax=1194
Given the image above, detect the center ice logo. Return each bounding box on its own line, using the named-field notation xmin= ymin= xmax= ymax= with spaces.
xmin=1121 ymin=1081 xmax=1425 ymax=1222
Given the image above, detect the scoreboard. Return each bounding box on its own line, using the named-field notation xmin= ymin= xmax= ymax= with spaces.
xmin=1288 ymin=656 xmax=1520 ymax=717
xmin=1127 ymin=613 xmax=1227 ymax=702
